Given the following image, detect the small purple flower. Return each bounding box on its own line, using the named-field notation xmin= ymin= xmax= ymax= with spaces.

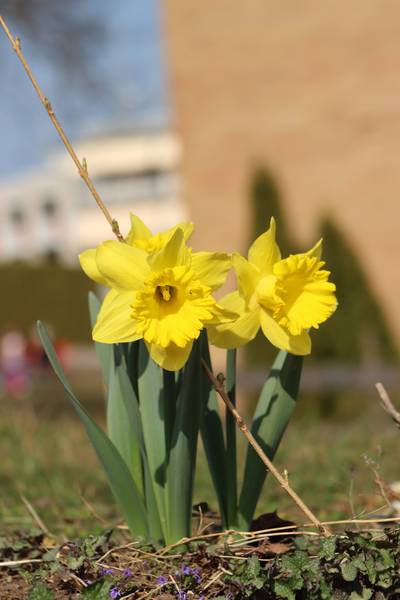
xmin=178 ymin=591 xmax=187 ymax=600
xmin=123 ymin=568 xmax=133 ymax=577
xmin=182 ymin=566 xmax=192 ymax=576
xmin=193 ymin=568 xmax=201 ymax=584
xmin=199 ymin=596 xmax=205 ymax=600
xmin=109 ymin=588 xmax=120 ymax=599
xmin=100 ymin=568 xmax=114 ymax=576
xmin=156 ymin=575 xmax=168 ymax=585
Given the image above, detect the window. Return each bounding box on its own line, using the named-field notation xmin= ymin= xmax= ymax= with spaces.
xmin=41 ymin=196 xmax=58 ymax=219
xmin=10 ymin=207 xmax=24 ymax=226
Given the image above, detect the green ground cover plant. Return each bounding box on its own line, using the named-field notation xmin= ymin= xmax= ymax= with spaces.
xmin=2 ymin=525 xmax=400 ymax=598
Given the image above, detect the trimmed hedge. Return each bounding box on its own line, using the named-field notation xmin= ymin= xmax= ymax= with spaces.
xmin=0 ymin=262 xmax=95 ymax=342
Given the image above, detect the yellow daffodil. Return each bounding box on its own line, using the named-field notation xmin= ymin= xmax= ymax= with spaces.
xmin=79 ymin=222 xmax=234 ymax=370
xmin=208 ymin=218 xmax=337 ymax=355
xmin=79 ymin=214 xmax=194 ymax=285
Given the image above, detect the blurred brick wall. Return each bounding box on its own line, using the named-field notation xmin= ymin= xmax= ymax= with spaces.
xmin=163 ymin=0 xmax=400 ymax=339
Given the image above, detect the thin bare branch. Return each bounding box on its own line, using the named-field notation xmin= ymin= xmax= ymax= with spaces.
xmin=201 ymin=359 xmax=331 ymax=537
xmin=0 ymin=15 xmax=124 ymax=242
xmin=376 ymin=382 xmax=400 ymax=428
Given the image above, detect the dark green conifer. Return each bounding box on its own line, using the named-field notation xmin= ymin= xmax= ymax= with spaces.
xmin=312 ymin=218 xmax=398 ymax=363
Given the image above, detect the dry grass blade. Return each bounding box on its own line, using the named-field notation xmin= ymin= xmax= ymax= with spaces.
xmin=0 ymin=559 xmax=43 ymax=567
xmin=20 ymin=494 xmax=52 ymax=537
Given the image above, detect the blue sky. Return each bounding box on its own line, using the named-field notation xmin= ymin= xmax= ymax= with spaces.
xmin=0 ymin=1 xmax=168 ymax=178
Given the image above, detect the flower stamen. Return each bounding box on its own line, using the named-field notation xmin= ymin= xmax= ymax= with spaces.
xmin=156 ymin=284 xmax=174 ymax=302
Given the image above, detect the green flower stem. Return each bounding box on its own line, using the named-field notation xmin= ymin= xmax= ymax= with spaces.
xmin=162 ymin=369 xmax=176 ymax=459
xmin=226 ymin=348 xmax=238 ymax=528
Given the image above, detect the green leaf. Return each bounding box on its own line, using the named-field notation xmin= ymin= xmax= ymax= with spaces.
xmin=340 ymin=561 xmax=358 ymax=582
xmin=37 ymin=321 xmax=149 ymax=540
xmin=349 ymin=589 xmax=373 ymax=600
xmin=281 ymin=551 xmax=310 ymax=575
xmin=320 ymin=537 xmax=337 ymax=560
xmin=166 ymin=335 xmax=204 ymax=543
xmin=28 ymin=584 xmax=54 ymax=600
xmin=138 ymin=342 xmax=168 ymax=540
xmin=238 ymin=351 xmax=303 ymax=528
xmin=199 ymin=335 xmax=228 ymax=527
xmin=107 ymin=354 xmax=144 ymax=500
xmin=88 ymin=292 xmax=113 ymax=393
xmin=274 ymin=580 xmax=296 ymax=600
xmin=377 ymin=572 xmax=393 ymax=589
xmin=142 ymin=451 xmax=163 ymax=541
xmin=82 ymin=579 xmax=113 ymax=599
xmin=115 ymin=351 xmax=162 ymax=541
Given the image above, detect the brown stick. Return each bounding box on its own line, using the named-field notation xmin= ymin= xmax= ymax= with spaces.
xmin=202 ymin=359 xmax=331 ymax=537
xmin=376 ymin=382 xmax=400 ymax=429
xmin=0 ymin=15 xmax=124 ymax=242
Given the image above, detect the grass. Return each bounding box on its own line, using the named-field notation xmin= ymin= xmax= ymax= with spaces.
xmin=1 ymin=372 xmax=399 ymax=542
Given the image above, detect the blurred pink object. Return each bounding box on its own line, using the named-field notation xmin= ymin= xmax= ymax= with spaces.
xmin=0 ymin=330 xmax=30 ymax=398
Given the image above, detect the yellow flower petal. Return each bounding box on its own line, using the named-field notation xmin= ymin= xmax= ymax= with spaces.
xmin=232 ymin=253 xmax=260 ymax=301
xmin=128 ymin=218 xmax=194 ymax=253
xmin=96 ymin=241 xmax=150 ymax=291
xmin=304 ymin=238 xmax=322 ymax=261
xmin=126 ymin=214 xmax=152 ymax=245
xmin=191 ymin=251 xmax=232 ymax=291
xmin=207 ymin=302 xmax=239 ymax=325
xmin=176 ymin=221 xmax=194 ymax=243
xmin=207 ymin=291 xmax=260 ymax=348
xmin=273 ymin=255 xmax=337 ymax=335
xmin=259 ymin=308 xmax=311 ymax=355
xmin=93 ymin=289 xmax=141 ymax=343
xmin=146 ymin=340 xmax=193 ymax=371
xmin=79 ymin=248 xmax=108 ymax=286
xmin=148 ymin=228 xmax=188 ymax=271
xmin=248 ymin=217 xmax=281 ymax=274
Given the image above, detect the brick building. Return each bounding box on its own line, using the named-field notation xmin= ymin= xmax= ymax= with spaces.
xmin=163 ymin=0 xmax=400 ymax=340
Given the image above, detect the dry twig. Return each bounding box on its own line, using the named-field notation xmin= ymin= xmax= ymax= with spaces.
xmin=0 ymin=15 xmax=124 ymax=242
xmin=376 ymin=382 xmax=400 ymax=428
xmin=202 ymin=359 xmax=332 ymax=536
xmin=0 ymin=558 xmax=43 ymax=568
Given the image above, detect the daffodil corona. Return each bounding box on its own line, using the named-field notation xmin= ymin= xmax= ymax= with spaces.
xmin=208 ymin=218 xmax=337 ymax=355
xmin=79 ymin=215 xmax=233 ymax=370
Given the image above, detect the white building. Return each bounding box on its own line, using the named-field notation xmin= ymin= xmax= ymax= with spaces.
xmin=0 ymin=127 xmax=185 ymax=264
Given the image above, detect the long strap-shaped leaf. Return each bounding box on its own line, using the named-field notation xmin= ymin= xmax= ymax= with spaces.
xmin=37 ymin=321 xmax=149 ymax=540
xmin=200 ymin=335 xmax=228 ymax=528
xmin=238 ymin=351 xmax=303 ymax=528
xmin=117 ymin=354 xmax=163 ymax=541
xmin=166 ymin=336 xmax=204 ymax=544
xmin=138 ymin=343 xmax=169 ymax=541
xmin=88 ymin=292 xmax=113 ymax=395
xmin=90 ymin=293 xmax=144 ymax=501
xmin=107 ymin=355 xmax=144 ymax=501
